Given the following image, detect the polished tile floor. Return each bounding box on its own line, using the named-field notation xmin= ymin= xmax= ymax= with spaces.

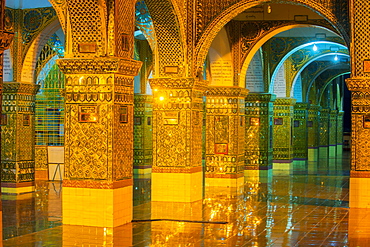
xmin=2 ymin=150 xmax=370 ymax=246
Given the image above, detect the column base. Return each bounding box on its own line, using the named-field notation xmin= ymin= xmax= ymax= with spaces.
xmin=337 ymin=144 xmax=343 ymax=156
xmin=205 ymin=175 xmax=244 ymax=187
xmin=308 ymin=147 xmax=318 ymax=162
xmin=151 ymin=200 xmax=203 ymax=222
xmin=1 ymin=182 xmax=35 ymax=194
xmin=35 ymin=169 xmax=49 ymax=180
xmin=244 ymin=169 xmax=272 ymax=183
xmin=350 ymin=174 xmax=370 ymax=208
xmin=133 ymin=166 xmax=152 ymax=175
xmin=63 ymin=224 xmax=133 ymax=246
xmin=62 ymin=180 xmax=133 ymax=227
xmin=349 ymin=208 xmax=370 ymax=245
xmin=273 ymin=160 xmax=293 ymax=175
xmin=329 ymin=145 xmax=337 ymax=158
xmin=319 ymin=146 xmax=329 ymax=159
xmin=293 ymin=160 xmax=307 ymax=174
xmin=152 ymin=167 xmax=203 ymax=202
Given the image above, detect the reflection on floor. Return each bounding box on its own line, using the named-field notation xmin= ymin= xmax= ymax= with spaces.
xmin=2 ymin=151 xmax=370 ymax=246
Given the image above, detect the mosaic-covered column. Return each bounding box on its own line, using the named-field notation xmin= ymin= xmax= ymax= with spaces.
xmin=150 ymin=78 xmax=206 ymax=203
xmin=336 ymin=111 xmax=344 ymax=156
xmin=133 ymin=94 xmax=153 ymax=175
xmin=245 ymin=93 xmax=275 ymax=175
xmin=58 ymin=58 xmax=141 ymax=227
xmin=205 ymin=86 xmax=248 ymax=187
xmin=1 ymin=83 xmax=39 ymax=194
xmin=343 ymin=0 xmax=370 ymax=209
xmin=293 ymin=103 xmax=309 ymax=160
xmin=319 ymin=108 xmax=330 ymax=159
xmin=272 ymin=98 xmax=296 ymax=173
xmin=329 ymin=110 xmax=338 ymax=158
xmin=307 ymin=105 xmax=321 ymax=161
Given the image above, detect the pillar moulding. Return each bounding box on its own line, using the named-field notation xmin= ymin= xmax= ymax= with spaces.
xmin=245 ymin=93 xmax=276 ymax=173
xmin=149 ymin=77 xmax=207 ymax=202
xmin=204 ymin=86 xmax=248 ymax=187
xmin=58 ymin=56 xmax=141 ymax=227
xmin=1 ymin=82 xmax=39 ymax=194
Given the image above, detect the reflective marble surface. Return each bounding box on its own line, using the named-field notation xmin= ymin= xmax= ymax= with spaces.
xmin=2 ymin=151 xmax=370 ymax=246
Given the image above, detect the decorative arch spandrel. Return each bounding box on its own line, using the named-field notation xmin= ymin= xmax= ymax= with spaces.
xmin=194 ymin=0 xmax=349 ymax=74
xmin=144 ymin=0 xmax=186 ymax=77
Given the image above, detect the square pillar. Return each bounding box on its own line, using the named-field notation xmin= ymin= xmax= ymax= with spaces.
xmin=1 ymin=82 xmax=39 ymax=194
xmin=272 ymin=98 xmax=296 ymax=174
xmin=337 ymin=111 xmax=344 ymax=156
xmin=205 ymin=86 xmax=248 ymax=187
xmin=319 ymin=108 xmax=330 ymax=160
xmin=150 ymin=78 xmax=206 ymax=203
xmin=293 ymin=103 xmax=309 ymax=160
xmin=58 ymin=58 xmax=141 ymax=227
xmin=329 ymin=110 xmax=338 ymax=158
xmin=133 ymin=94 xmax=153 ymax=175
xmin=245 ymin=93 xmax=275 ymax=176
xmin=307 ymin=105 xmax=321 ymax=162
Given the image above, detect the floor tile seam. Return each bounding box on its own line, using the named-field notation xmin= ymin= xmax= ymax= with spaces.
xmin=246 ymin=202 xmax=313 ymax=244
xmin=318 ymin=210 xmax=349 ymax=247
xmin=293 ymin=206 xmax=336 ymax=247
xmin=282 ymin=205 xmax=323 ymax=233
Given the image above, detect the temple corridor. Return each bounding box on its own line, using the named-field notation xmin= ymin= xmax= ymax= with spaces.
xmin=3 ymin=150 xmax=370 ymax=246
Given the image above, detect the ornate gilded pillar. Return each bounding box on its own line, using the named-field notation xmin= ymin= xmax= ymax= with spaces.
xmin=1 ymin=83 xmax=39 ymax=194
xmin=204 ymin=86 xmax=248 ymax=187
xmin=342 ymin=0 xmax=370 ymax=210
xmin=245 ymin=93 xmax=275 ymax=176
xmin=58 ymin=58 xmax=141 ymax=227
xmin=272 ymin=98 xmax=296 ymax=173
xmin=133 ymin=94 xmax=152 ymax=175
xmin=329 ymin=110 xmax=338 ymax=158
xmin=307 ymin=105 xmax=321 ymax=162
xmin=336 ymin=111 xmax=344 ymax=156
xmin=150 ymin=78 xmax=206 ymax=203
xmin=319 ymin=108 xmax=330 ymax=160
xmin=293 ymin=103 xmax=309 ymax=160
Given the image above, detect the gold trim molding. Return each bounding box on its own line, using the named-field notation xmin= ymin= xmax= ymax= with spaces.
xmin=346 ymin=78 xmax=370 ymax=91
xmin=63 ymin=179 xmax=133 ymax=189
xmin=150 ymin=78 xmax=208 ymax=90
xmin=205 ymin=86 xmax=249 ymax=97
xmin=57 ymin=58 xmax=142 ymax=75
xmin=3 ymin=82 xmax=39 ymax=94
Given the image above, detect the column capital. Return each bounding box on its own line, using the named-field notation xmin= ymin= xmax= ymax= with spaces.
xmin=308 ymin=105 xmax=322 ymax=111
xmin=294 ymin=102 xmax=309 ymax=109
xmin=3 ymin=82 xmax=39 ymax=94
xmin=150 ymin=77 xmax=208 ymax=91
xmin=275 ymin=97 xmax=296 ymax=106
xmin=345 ymin=77 xmax=370 ymax=91
xmin=57 ymin=57 xmax=142 ymax=76
xmin=205 ymin=86 xmax=249 ymax=97
xmin=245 ymin=93 xmax=276 ymax=102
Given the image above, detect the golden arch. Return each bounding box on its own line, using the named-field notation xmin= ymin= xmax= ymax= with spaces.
xmin=195 ymin=0 xmax=346 ymax=75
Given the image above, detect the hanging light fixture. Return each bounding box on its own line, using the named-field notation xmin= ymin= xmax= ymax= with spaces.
xmin=334 ymin=54 xmax=339 ymax=61
xmin=313 ymin=44 xmax=318 ymax=51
